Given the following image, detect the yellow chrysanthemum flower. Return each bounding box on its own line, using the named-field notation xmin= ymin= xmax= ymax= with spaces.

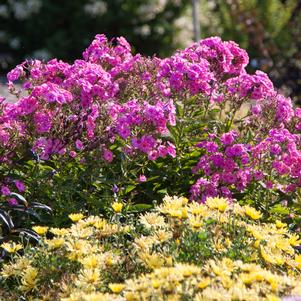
xmin=289 ymin=234 xmax=301 ymax=247
xmin=112 ymin=202 xmax=123 ymax=213
xmin=188 ymin=203 xmax=209 ymax=216
xmin=69 ymin=213 xmax=85 ymax=222
xmin=295 ymin=254 xmax=301 ymax=269
xmin=197 ymin=277 xmax=211 ymax=289
xmin=1 ymin=242 xmax=23 ymax=253
xmin=50 ymin=228 xmax=69 ymax=236
xmin=139 ymin=212 xmax=166 ymax=229
xmin=32 ymin=226 xmax=48 ymax=235
xmin=80 ymin=254 xmax=101 ymax=269
xmin=244 ymin=206 xmax=262 ymax=220
xmin=206 ymin=197 xmax=228 ymax=212
xmin=108 ymin=283 xmax=125 ymax=293
xmin=260 ymin=247 xmax=284 ymax=265
xmin=275 ymin=220 xmax=286 ymax=229
xmin=45 ymin=238 xmax=64 ymax=249
xmin=20 ymin=267 xmax=38 ymax=292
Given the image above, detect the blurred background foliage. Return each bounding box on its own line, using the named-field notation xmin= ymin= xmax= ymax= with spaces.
xmin=200 ymin=0 xmax=301 ymax=103
xmin=0 ymin=0 xmax=191 ymax=69
xmin=0 ymin=0 xmax=301 ymax=102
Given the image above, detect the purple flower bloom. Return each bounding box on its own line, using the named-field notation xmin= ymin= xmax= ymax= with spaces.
xmin=112 ymin=184 xmax=119 ymax=193
xmin=15 ymin=180 xmax=25 ymax=192
xmin=1 ymin=186 xmax=10 ymax=196
xmin=7 ymin=65 xmax=23 ymax=82
xmin=75 ymin=139 xmax=83 ymax=150
xmin=69 ymin=151 xmax=77 ymax=158
xmin=34 ymin=111 xmax=52 ymax=133
xmin=138 ymin=175 xmax=147 ymax=182
xmin=103 ymin=149 xmax=113 ymax=162
xmin=7 ymin=198 xmax=18 ymax=206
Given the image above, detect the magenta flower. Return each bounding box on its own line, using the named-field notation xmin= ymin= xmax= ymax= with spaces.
xmin=103 ymin=149 xmax=113 ymax=162
xmin=69 ymin=151 xmax=77 ymax=158
xmin=138 ymin=175 xmax=147 ymax=182
xmin=7 ymin=65 xmax=23 ymax=82
xmin=34 ymin=111 xmax=52 ymax=133
xmin=75 ymin=139 xmax=83 ymax=150
xmin=7 ymin=198 xmax=18 ymax=206
xmin=15 ymin=180 xmax=25 ymax=192
xmin=1 ymin=186 xmax=10 ymax=196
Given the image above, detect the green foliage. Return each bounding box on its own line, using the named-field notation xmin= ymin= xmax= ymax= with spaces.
xmin=0 ymin=0 xmax=189 ymax=72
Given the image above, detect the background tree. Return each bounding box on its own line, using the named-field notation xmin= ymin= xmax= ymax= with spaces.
xmin=200 ymin=0 xmax=301 ymax=103
xmin=0 ymin=0 xmax=190 ymax=73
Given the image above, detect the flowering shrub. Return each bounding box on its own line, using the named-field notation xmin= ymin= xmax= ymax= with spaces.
xmin=1 ymin=196 xmax=301 ymax=300
xmin=1 ymin=34 xmax=301 ymax=233
xmin=191 ymin=128 xmax=301 ymax=201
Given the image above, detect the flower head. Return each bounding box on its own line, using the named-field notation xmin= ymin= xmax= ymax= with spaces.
xmin=112 ymin=202 xmax=123 ymax=213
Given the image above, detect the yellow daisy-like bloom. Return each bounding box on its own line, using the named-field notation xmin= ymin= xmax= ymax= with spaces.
xmin=295 ymin=254 xmax=301 ymax=269
xmin=206 ymin=197 xmax=228 ymax=212
xmin=45 ymin=238 xmax=64 ymax=250
xmin=76 ymin=269 xmax=101 ymax=289
xmin=0 ymin=264 xmax=15 ymax=278
xmin=50 ymin=228 xmax=69 ymax=236
xmin=20 ymin=266 xmax=38 ymax=292
xmin=260 ymin=247 xmax=284 ymax=265
xmin=158 ymin=195 xmax=187 ymax=216
xmin=32 ymin=225 xmax=49 ymax=235
xmin=197 ymin=277 xmax=211 ymax=289
xmin=108 ymin=283 xmax=125 ymax=293
xmin=244 ymin=205 xmax=262 ymax=220
xmin=154 ymin=229 xmax=172 ymax=243
xmin=188 ymin=202 xmax=209 ymax=216
xmin=112 ymin=202 xmax=123 ymax=213
xmin=80 ymin=254 xmax=101 ymax=269
xmin=189 ymin=214 xmax=203 ymax=230
xmin=1 ymin=242 xmax=23 ymax=253
xmin=289 ymin=234 xmax=301 ymax=247
xmin=275 ymin=220 xmax=286 ymax=229
xmin=139 ymin=212 xmax=166 ymax=229
xmin=69 ymin=213 xmax=85 ymax=222
xmin=139 ymin=252 xmax=165 ymax=269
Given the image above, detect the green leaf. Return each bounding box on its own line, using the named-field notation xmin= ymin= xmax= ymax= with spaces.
xmin=198 ymin=232 xmax=208 ymax=240
xmin=10 ymin=192 xmax=27 ymax=206
xmin=270 ymin=204 xmax=290 ymax=215
xmin=30 ymin=202 xmax=52 ymax=213
xmin=12 ymin=228 xmax=40 ymax=243
xmin=0 ymin=209 xmax=14 ymax=231
xmin=157 ymin=188 xmax=167 ymax=194
xmin=127 ymin=204 xmax=153 ymax=212
xmin=125 ymin=185 xmax=136 ymax=194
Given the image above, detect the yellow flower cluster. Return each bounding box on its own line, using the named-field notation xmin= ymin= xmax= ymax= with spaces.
xmin=157 ymin=196 xmax=301 ymax=271
xmin=1 ymin=196 xmax=301 ymax=300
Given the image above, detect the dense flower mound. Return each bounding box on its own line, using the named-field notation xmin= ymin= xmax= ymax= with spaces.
xmin=1 ymin=33 xmax=300 ymax=205
xmin=1 ymin=196 xmax=301 ymax=300
xmin=1 ymin=34 xmax=178 ymax=167
xmin=191 ymin=127 xmax=301 ymax=201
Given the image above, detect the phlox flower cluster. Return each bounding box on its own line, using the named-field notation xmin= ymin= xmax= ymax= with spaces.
xmin=1 ymin=35 xmax=179 ymax=164
xmin=0 ymin=35 xmax=179 ymax=194
xmin=191 ymin=127 xmax=301 ymax=201
xmin=1 ymin=33 xmax=301 ymax=204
